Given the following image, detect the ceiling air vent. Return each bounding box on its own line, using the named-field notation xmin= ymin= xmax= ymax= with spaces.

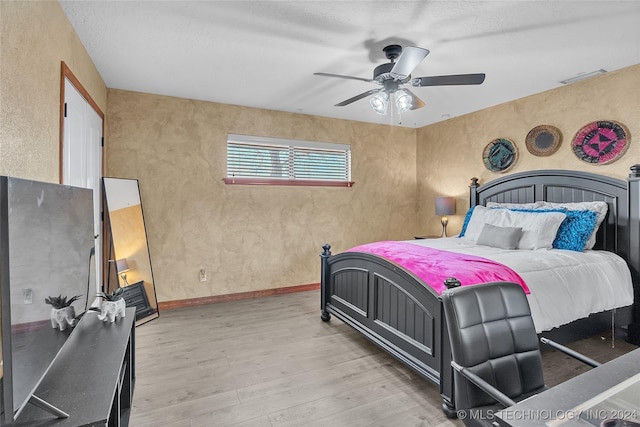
xmin=560 ymin=69 xmax=607 ymax=85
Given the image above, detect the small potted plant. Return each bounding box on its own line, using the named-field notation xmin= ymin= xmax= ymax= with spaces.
xmin=97 ymin=287 xmax=126 ymax=322
xmin=45 ymin=294 xmax=81 ymax=331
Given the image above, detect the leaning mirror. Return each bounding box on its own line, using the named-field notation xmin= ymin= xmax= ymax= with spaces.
xmin=103 ymin=177 xmax=159 ymax=325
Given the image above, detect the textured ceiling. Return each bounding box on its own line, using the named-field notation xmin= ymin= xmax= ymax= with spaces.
xmin=59 ymin=1 xmax=640 ymax=128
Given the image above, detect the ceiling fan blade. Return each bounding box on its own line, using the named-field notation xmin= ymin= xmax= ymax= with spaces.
xmin=335 ymin=89 xmax=382 ymax=107
xmin=390 ymin=46 xmax=430 ymax=80
xmin=314 ymin=72 xmax=374 ymax=83
xmin=411 ymin=73 xmax=486 ymax=87
xmin=405 ymin=89 xmax=425 ymax=110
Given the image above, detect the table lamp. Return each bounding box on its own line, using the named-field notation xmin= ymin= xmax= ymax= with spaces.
xmin=435 ymin=197 xmax=456 ymax=237
xmin=116 ymin=258 xmax=130 ymax=286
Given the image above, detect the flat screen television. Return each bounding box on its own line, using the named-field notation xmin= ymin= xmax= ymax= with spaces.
xmin=0 ymin=176 xmax=97 ymax=423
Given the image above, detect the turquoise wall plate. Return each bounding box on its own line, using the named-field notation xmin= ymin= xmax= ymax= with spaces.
xmin=483 ymin=138 xmax=518 ymax=173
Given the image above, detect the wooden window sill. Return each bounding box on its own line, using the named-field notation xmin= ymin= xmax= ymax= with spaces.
xmin=222 ymin=178 xmax=355 ymax=187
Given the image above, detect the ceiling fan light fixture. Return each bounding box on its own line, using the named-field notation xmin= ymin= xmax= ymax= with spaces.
xmin=316 ymin=45 xmax=486 ymax=117
xmin=395 ymin=89 xmax=413 ymax=112
xmin=370 ymin=92 xmax=389 ymax=115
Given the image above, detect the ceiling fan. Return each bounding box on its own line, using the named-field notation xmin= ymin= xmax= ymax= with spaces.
xmin=314 ymin=44 xmax=486 ymax=115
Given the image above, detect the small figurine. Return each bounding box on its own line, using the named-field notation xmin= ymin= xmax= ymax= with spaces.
xmin=45 ymin=294 xmax=81 ymax=331
xmin=98 ymin=288 xmax=126 ymax=322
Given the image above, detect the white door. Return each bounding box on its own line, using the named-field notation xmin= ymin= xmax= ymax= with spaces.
xmin=62 ymin=77 xmax=103 ymax=302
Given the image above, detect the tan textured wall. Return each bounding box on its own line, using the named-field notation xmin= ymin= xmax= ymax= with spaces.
xmin=0 ymin=0 xmax=106 ymax=182
xmin=4 ymin=0 xmax=637 ymax=305
xmin=0 ymin=1 xmax=106 ymax=368
xmin=106 ymin=90 xmax=418 ymax=302
xmin=417 ymin=64 xmax=640 ymax=236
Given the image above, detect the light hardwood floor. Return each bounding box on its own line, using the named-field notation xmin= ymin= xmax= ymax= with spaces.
xmin=130 ymin=290 xmax=637 ymax=427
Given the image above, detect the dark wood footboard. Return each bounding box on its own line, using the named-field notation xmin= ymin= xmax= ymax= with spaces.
xmin=320 ymin=244 xmax=456 ymax=415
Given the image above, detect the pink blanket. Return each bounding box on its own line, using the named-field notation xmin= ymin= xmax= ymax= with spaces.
xmin=347 ymin=241 xmax=529 ymax=295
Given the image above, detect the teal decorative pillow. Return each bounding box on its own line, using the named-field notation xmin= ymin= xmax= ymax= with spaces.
xmin=540 ymin=201 xmax=608 ymax=250
xmin=550 ymin=209 xmax=598 ymax=251
xmin=458 ymin=206 xmax=476 ymax=237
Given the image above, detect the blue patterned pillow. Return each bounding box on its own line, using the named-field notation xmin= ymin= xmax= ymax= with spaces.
xmin=502 ymin=208 xmax=598 ymax=251
xmin=458 ymin=206 xmax=476 ymax=237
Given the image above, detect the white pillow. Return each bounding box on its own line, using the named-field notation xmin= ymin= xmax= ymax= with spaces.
xmin=486 ymin=201 xmax=546 ymax=209
xmin=463 ymin=205 xmax=493 ymax=242
xmin=464 ymin=206 xmax=566 ymax=250
xmin=540 ymin=201 xmax=608 ymax=250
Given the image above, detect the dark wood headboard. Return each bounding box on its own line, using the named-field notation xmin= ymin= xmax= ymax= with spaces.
xmin=468 ymin=165 xmax=640 ymax=341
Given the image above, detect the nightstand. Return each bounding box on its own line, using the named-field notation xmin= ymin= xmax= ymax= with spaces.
xmin=414 ymin=235 xmax=440 ymax=239
xmin=122 ymin=281 xmax=154 ymax=320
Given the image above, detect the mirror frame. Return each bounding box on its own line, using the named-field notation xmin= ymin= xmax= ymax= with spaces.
xmin=102 ymin=177 xmax=159 ymax=325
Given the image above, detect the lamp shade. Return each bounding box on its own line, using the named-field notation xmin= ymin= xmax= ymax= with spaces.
xmin=395 ymin=89 xmax=413 ymax=112
xmin=116 ymin=258 xmax=130 ymax=274
xmin=435 ymin=197 xmax=455 ymax=216
xmin=370 ymin=91 xmax=389 ymax=115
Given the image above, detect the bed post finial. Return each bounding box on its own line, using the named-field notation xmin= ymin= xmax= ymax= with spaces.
xmin=320 ymin=244 xmax=332 ymax=321
xmin=630 ymin=164 xmax=640 ymax=178
xmin=469 ymin=177 xmax=480 ymax=207
xmin=322 ymin=244 xmax=331 ymax=256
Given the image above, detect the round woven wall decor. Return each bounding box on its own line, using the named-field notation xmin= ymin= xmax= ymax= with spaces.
xmin=483 ymin=138 xmax=518 ymax=173
xmin=525 ymin=125 xmax=562 ymax=157
xmin=572 ymin=120 xmax=630 ymax=165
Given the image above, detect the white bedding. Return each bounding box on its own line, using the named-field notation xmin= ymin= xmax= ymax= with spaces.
xmin=406 ymin=237 xmax=634 ymax=333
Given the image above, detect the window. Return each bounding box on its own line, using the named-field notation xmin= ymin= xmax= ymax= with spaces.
xmin=224 ymin=134 xmax=353 ymax=187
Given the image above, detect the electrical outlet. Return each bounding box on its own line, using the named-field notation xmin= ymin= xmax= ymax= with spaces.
xmin=199 ymin=268 xmax=207 ymax=282
xmin=23 ymin=288 xmax=33 ymax=304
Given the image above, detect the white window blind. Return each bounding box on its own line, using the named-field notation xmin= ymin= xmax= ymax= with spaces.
xmin=226 ymin=134 xmax=352 ymax=184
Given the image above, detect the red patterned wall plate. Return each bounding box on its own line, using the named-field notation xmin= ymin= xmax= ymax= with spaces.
xmin=572 ymin=121 xmax=630 ymax=165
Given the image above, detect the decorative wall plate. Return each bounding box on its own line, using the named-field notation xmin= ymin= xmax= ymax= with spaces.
xmin=526 ymin=125 xmax=562 ymax=157
xmin=572 ymin=120 xmax=630 ymax=165
xmin=483 ymin=138 xmax=517 ymax=173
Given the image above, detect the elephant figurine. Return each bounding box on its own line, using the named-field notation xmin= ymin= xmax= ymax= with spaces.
xmin=98 ymin=298 xmax=127 ymax=322
xmin=50 ymin=306 xmax=76 ymax=331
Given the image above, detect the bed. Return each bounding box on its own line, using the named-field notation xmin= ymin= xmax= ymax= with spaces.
xmin=319 ymin=166 xmax=640 ymax=416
